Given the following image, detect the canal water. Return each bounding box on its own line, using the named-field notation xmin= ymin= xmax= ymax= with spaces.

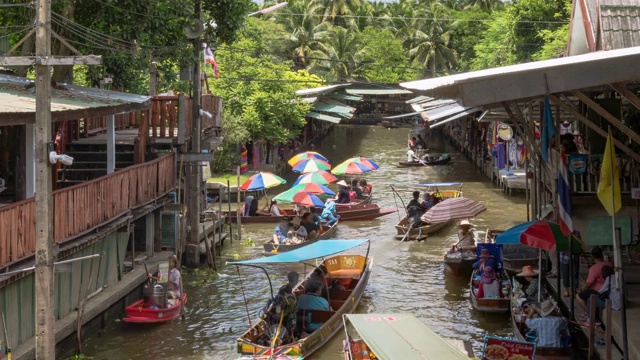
xmin=82 ymin=126 xmax=528 ymax=359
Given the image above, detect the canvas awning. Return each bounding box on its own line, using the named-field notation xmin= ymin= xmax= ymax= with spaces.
xmin=306 ymin=112 xmax=341 ymax=124
xmin=228 ymin=239 xmax=368 ymax=265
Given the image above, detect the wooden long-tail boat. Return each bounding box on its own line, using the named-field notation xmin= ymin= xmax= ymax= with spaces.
xmin=342 ymin=313 xmax=472 ymax=360
xmin=469 ymin=269 xmax=511 ymax=313
xmin=510 ymin=305 xmax=571 ymax=359
xmin=394 ymin=216 xmax=450 ymax=241
xmin=262 ymin=221 xmax=339 ymax=255
xmin=398 ymin=155 xmax=452 ymax=167
xmin=231 ymin=239 xmax=373 ymax=359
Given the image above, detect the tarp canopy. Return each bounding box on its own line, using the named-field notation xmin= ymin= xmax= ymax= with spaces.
xmin=228 ymin=239 xmax=368 ymax=265
xmin=307 ymin=111 xmax=341 ymax=124
xmin=345 ymin=314 xmax=469 ymax=360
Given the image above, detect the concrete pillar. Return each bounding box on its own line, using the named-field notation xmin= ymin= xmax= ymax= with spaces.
xmin=26 ymin=123 xmax=36 ymax=198
xmin=107 ymin=115 xmax=115 ymax=174
xmin=145 ymin=212 xmax=154 ymax=257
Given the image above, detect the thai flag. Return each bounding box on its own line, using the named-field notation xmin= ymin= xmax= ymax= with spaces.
xmin=557 ymin=152 xmax=573 ymax=234
xmin=204 ymin=46 xmax=219 ymax=78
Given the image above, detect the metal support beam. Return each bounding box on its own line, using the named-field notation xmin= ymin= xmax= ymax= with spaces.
xmin=548 ymin=94 xmax=640 ymax=163
xmin=610 ymin=82 xmax=640 ymax=111
xmin=572 ymin=89 xmax=640 ymax=146
xmin=0 ymin=55 xmax=101 ymax=65
xmin=106 ymin=115 xmax=115 ymax=174
xmin=34 ymin=0 xmax=55 ymax=356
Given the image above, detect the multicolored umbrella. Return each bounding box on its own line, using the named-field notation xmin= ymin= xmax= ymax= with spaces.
xmin=494 ymin=220 xmax=582 ymax=252
xmin=352 ymin=156 xmax=380 ymax=170
xmin=293 ymin=171 xmax=338 ymax=186
xmin=288 ymin=183 xmax=335 ymax=196
xmin=420 ymin=197 xmax=486 ymax=223
xmin=273 ymin=190 xmax=325 ymax=207
xmin=287 ymin=151 xmax=329 ymax=166
xmin=331 ymin=161 xmax=373 ymax=175
xmin=239 ymin=172 xmax=286 ymax=191
xmin=291 ymin=158 xmax=332 ymax=173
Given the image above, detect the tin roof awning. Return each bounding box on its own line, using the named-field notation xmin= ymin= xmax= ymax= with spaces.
xmin=307 ymin=111 xmax=341 ymax=124
xmin=296 ymin=83 xmax=351 ymax=96
xmin=346 ymin=88 xmax=413 ymax=95
xmin=383 ymin=111 xmax=422 ymax=120
xmin=312 ymin=102 xmax=354 ymax=118
xmin=424 ymin=103 xmax=476 ymax=122
xmin=0 ymin=74 xmax=150 ymax=125
xmin=328 ymin=93 xmax=362 ymax=101
xmin=407 ymin=95 xmax=434 ymax=104
xmin=430 ymin=110 xmax=476 ymax=128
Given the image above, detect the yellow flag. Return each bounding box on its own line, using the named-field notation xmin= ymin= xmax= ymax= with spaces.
xmin=597 ymin=131 xmax=622 ymax=216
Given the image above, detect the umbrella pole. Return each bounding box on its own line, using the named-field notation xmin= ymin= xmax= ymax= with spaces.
xmin=538 ymin=248 xmax=542 ymax=303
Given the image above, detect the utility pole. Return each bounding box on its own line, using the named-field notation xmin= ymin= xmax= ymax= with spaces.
xmin=189 ymin=0 xmax=202 ymax=246
xmin=34 ymin=0 xmax=54 ymax=357
xmin=0 ymin=1 xmax=101 ymax=357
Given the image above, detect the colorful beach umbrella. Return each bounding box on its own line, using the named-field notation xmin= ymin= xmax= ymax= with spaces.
xmin=273 ymin=190 xmax=325 ymax=207
xmin=420 ymin=197 xmax=486 ymax=223
xmin=289 ymin=183 xmax=335 ymax=196
xmin=293 ymin=171 xmax=338 ymax=186
xmin=287 ymin=151 xmax=329 ymax=166
xmin=494 ymin=220 xmax=582 ymax=253
xmin=352 ymin=156 xmax=380 ymax=170
xmin=239 ymin=172 xmax=286 ymax=191
xmin=331 ymin=160 xmax=373 ymax=175
xmin=291 ymin=158 xmax=332 ymax=173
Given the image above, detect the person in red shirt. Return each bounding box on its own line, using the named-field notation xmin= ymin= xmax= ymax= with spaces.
xmin=576 ymin=247 xmax=612 ymax=316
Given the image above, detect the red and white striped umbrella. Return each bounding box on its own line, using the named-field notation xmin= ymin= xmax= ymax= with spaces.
xmin=420 ymin=197 xmax=486 ymax=223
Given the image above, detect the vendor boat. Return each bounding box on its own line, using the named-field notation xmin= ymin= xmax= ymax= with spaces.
xmin=510 ymin=303 xmax=571 ymax=359
xmin=394 ymin=216 xmax=449 ymax=241
xmin=231 ymin=240 xmax=373 ymax=359
xmin=263 ymin=221 xmax=339 ymax=255
xmin=122 ymin=292 xmax=187 ymax=324
xmin=342 ymin=313 xmax=472 ymax=360
xmin=469 ymin=269 xmax=511 ymax=313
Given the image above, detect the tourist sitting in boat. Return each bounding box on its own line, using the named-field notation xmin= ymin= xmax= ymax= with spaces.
xmin=297 ymin=281 xmax=331 ymax=334
xmin=523 ymin=300 xmax=569 ymax=348
xmin=454 ymin=220 xmax=476 ymax=250
xmin=320 ymin=199 xmax=340 ymax=225
xmin=472 ymin=249 xmax=497 ymax=275
xmin=351 ymin=179 xmax=363 ymax=198
xmin=422 ymin=192 xmax=436 ymax=210
xmin=336 ymin=180 xmax=351 ymax=204
xmin=242 ymin=196 xmax=255 ymax=216
xmin=285 ymin=217 xmax=308 ymax=244
xmin=301 ymin=212 xmax=319 ymax=240
xmin=517 ymin=265 xmax=547 ymax=301
xmin=406 ymin=148 xmax=420 ymax=163
xmin=406 ymin=191 xmax=427 ymax=224
xmin=359 ymin=178 xmax=372 ymax=195
xmin=269 ymin=200 xmax=282 ymax=216
xmin=309 ymin=206 xmax=322 ymax=225
xmin=263 ymin=272 xmax=299 ymax=345
xmin=273 ymin=216 xmax=293 ymax=244
xmin=476 ymin=266 xmax=503 ymax=299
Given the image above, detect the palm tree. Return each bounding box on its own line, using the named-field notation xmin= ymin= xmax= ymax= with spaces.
xmin=310 ymin=0 xmax=361 ymax=25
xmin=276 ymin=0 xmax=328 ymax=69
xmin=311 ymin=26 xmax=368 ymax=81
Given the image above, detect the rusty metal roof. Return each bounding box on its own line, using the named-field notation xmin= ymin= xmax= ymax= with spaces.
xmin=599 ymin=1 xmax=640 ymax=50
xmin=0 ymin=74 xmax=150 ymax=125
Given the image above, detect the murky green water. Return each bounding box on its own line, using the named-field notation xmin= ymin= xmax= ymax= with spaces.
xmin=82 ymin=126 xmax=528 ymax=359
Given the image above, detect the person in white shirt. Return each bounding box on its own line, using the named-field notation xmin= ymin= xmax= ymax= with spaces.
xmin=407 ymin=149 xmax=419 ymax=162
xmin=269 ymin=200 xmax=282 ymax=216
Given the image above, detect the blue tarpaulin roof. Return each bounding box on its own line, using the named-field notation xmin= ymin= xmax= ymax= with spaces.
xmin=228 ymin=239 xmax=369 ymax=265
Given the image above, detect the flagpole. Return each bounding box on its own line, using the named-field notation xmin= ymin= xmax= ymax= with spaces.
xmin=607 ymin=125 xmax=628 ymax=359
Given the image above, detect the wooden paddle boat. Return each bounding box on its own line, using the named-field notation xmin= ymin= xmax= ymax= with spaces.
xmin=398 ymin=154 xmax=451 ymax=167
xmin=444 ymin=247 xmax=477 ymax=276
xmin=231 ymin=240 xmax=373 ymax=359
xmin=263 ymin=221 xmax=339 ymax=255
xmin=469 ymin=269 xmax=511 ymax=313
xmin=342 ymin=313 xmax=473 ymax=360
xmin=122 ymin=291 xmax=187 ymax=324
xmin=394 ymin=216 xmax=450 ymax=241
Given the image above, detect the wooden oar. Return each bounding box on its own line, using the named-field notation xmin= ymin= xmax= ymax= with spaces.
xmin=399 ymin=222 xmax=415 ymax=243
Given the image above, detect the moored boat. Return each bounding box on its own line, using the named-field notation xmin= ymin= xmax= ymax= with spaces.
xmin=394 ymin=216 xmax=449 ymax=241
xmin=263 ymin=221 xmax=340 ymax=255
xmin=122 ymin=292 xmax=187 ymax=324
xmin=469 ymin=269 xmax=511 ymax=313
xmin=342 ymin=313 xmax=472 ymax=360
xmin=231 ymin=240 xmax=373 ymax=359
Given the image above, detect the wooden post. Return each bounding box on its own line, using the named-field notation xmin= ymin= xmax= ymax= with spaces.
xmin=588 ymin=293 xmax=597 ymax=359
xmin=227 ymin=180 xmax=233 ymax=243
xmin=34 ymin=0 xmax=55 ymax=356
xmin=188 ymin=0 xmax=202 ymax=246
xmin=107 ymin=114 xmax=115 ymax=174
xmin=149 ymin=59 xmax=157 ymax=96
xmin=606 ymin=299 xmax=612 ymax=360
xmin=236 ymin=165 xmax=242 ymax=241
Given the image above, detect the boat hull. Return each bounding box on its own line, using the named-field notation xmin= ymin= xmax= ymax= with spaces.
xmin=394 ymin=216 xmax=449 ymax=241
xmin=469 ymin=271 xmax=510 ymax=313
xmin=237 ymin=255 xmax=373 ymax=358
xmin=444 ymin=255 xmax=475 ymax=276
xmin=262 ymin=222 xmax=339 ymax=255
xmin=397 ymin=157 xmax=451 ymax=167
xmin=122 ymin=293 xmax=186 ymax=324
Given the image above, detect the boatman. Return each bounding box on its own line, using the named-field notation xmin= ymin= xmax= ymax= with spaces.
xmin=407 ymin=148 xmax=420 ymax=163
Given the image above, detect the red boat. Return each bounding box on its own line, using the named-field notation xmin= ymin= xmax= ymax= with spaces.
xmin=122 ymin=293 xmax=187 ymax=324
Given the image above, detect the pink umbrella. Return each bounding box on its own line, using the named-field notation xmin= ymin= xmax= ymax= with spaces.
xmin=420 ymin=197 xmax=486 ymax=223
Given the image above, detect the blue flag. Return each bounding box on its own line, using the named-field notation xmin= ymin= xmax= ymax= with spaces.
xmin=542 ymin=97 xmax=556 ymax=163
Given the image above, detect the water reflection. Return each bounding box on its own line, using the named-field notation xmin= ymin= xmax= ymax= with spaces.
xmin=82 ymin=126 xmax=527 ymax=359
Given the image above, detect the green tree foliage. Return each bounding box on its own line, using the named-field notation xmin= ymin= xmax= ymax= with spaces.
xmin=358 ymin=27 xmax=419 ymax=83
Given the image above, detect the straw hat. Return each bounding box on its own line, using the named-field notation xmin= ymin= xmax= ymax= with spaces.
xmin=459 ymin=220 xmax=475 ymax=227
xmin=336 ymin=180 xmax=348 ymax=187
xmin=516 ymin=265 xmax=539 ymax=277
xmin=528 ymin=299 xmax=557 ymax=317
xmin=479 ymin=248 xmax=493 ymax=259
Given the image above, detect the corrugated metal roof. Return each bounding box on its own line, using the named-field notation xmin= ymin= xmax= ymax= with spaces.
xmin=307 ymin=111 xmax=341 ymax=124
xmin=345 ymin=88 xmax=413 ymax=95
xmin=328 ymin=93 xmax=362 ymax=101
xmin=0 ymin=74 xmax=150 ymax=125
xmin=407 ymin=95 xmax=433 ymax=104
xmin=424 ymin=104 xmax=476 ymax=122
xmin=400 ymin=46 xmax=640 ymax=107
xmin=312 ymin=102 xmax=354 ymax=118
xmin=296 ymin=83 xmax=351 ymax=96
xmin=600 ymin=1 xmax=640 ymax=50
xmin=383 ymin=111 xmax=422 ymax=119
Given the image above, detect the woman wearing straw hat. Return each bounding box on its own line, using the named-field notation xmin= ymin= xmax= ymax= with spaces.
xmin=517 ymin=265 xmax=547 ymax=301
xmin=472 ymin=248 xmax=496 ymax=275
xmin=335 ymin=180 xmax=351 ymax=204
xmin=454 ymin=220 xmax=476 ymax=250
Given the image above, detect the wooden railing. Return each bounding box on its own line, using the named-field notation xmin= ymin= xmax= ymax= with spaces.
xmin=0 ymin=153 xmax=175 ymax=269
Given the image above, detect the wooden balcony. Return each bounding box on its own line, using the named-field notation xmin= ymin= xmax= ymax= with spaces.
xmin=0 ymin=153 xmax=175 ymax=269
